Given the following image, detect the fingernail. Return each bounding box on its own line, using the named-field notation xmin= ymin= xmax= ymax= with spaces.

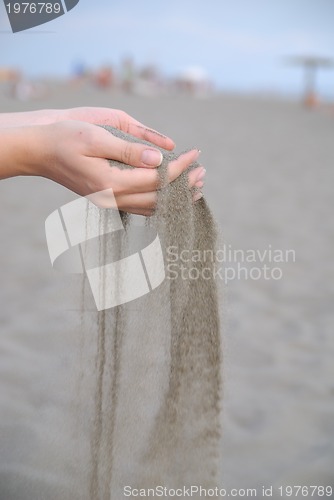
xmin=141 ymin=149 xmax=163 ymax=167
xmin=196 ymin=168 xmax=206 ymax=181
xmin=191 ymin=149 xmax=201 ymax=161
xmin=195 ymin=180 xmax=204 ymax=188
xmin=194 ymin=192 xmax=203 ymax=201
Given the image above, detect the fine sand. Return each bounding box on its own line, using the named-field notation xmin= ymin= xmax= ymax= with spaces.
xmin=85 ymin=125 xmax=221 ymax=498
xmin=0 ymin=84 xmax=333 ymax=499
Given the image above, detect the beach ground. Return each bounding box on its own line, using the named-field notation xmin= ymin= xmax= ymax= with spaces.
xmin=0 ymin=84 xmax=333 ymax=499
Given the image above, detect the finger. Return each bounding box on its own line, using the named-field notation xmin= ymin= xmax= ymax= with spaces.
xmin=167 ymin=149 xmax=201 ymax=184
xmin=110 ymin=149 xmax=200 ymax=195
xmin=195 ymin=180 xmax=204 ymax=188
xmin=116 ymin=191 xmax=158 ymax=212
xmin=116 ymin=111 xmax=175 ymax=150
xmin=119 ymin=186 xmax=203 ymax=216
xmin=123 ymin=207 xmax=154 ymax=217
xmin=193 ymin=191 xmax=203 ymax=202
xmin=188 ymin=166 xmax=206 ymax=187
xmin=129 ymin=124 xmax=175 ymax=151
xmin=92 ymin=127 xmax=164 ymax=168
xmin=66 ymin=107 xmax=175 ymax=150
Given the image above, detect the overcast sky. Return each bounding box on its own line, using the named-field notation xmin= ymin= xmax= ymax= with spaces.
xmin=1 ymin=0 xmax=334 ymax=95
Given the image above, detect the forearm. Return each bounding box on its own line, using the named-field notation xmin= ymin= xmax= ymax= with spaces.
xmin=0 ymin=109 xmax=62 ymax=128
xmin=0 ymin=126 xmax=44 ymax=179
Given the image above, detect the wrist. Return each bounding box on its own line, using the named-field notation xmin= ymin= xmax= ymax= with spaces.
xmin=0 ymin=109 xmax=64 ymax=128
xmin=0 ymin=125 xmax=46 ymax=179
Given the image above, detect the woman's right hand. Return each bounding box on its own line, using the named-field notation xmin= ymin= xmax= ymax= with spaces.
xmin=34 ymin=120 xmax=206 ymax=216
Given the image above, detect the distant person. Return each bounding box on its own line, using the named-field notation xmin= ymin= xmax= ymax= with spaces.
xmin=95 ymin=66 xmax=114 ymax=90
xmin=0 ymin=107 xmax=204 ymax=215
xmin=70 ymin=60 xmax=88 ymax=85
xmin=121 ymin=57 xmax=135 ymax=93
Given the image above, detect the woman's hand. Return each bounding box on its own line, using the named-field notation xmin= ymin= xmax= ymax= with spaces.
xmin=0 ymin=106 xmax=176 ymax=152
xmin=0 ymin=108 xmax=205 ymax=216
xmin=38 ymin=120 xmax=205 ymax=216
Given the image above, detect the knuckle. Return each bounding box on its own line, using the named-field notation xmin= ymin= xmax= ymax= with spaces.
xmin=115 ymin=110 xmax=128 ymax=129
xmin=120 ymin=142 xmax=134 ymax=165
xmin=84 ymin=128 xmax=96 ymax=147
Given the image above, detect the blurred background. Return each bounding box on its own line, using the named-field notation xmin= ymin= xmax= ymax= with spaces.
xmin=0 ymin=0 xmax=334 ymax=498
xmin=1 ymin=0 xmax=334 ymax=101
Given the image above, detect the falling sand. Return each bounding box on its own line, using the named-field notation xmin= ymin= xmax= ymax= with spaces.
xmin=79 ymin=126 xmax=222 ymax=499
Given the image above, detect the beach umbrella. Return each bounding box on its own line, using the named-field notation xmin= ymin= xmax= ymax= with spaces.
xmin=286 ymin=55 xmax=334 ymax=105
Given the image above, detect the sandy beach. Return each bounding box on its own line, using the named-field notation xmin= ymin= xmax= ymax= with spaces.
xmin=0 ymin=83 xmax=333 ymax=499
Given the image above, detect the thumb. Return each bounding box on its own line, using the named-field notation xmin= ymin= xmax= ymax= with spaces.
xmin=94 ymin=128 xmax=163 ymax=168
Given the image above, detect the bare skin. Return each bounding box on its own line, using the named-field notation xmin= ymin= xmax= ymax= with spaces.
xmin=0 ymin=107 xmax=205 ymax=215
